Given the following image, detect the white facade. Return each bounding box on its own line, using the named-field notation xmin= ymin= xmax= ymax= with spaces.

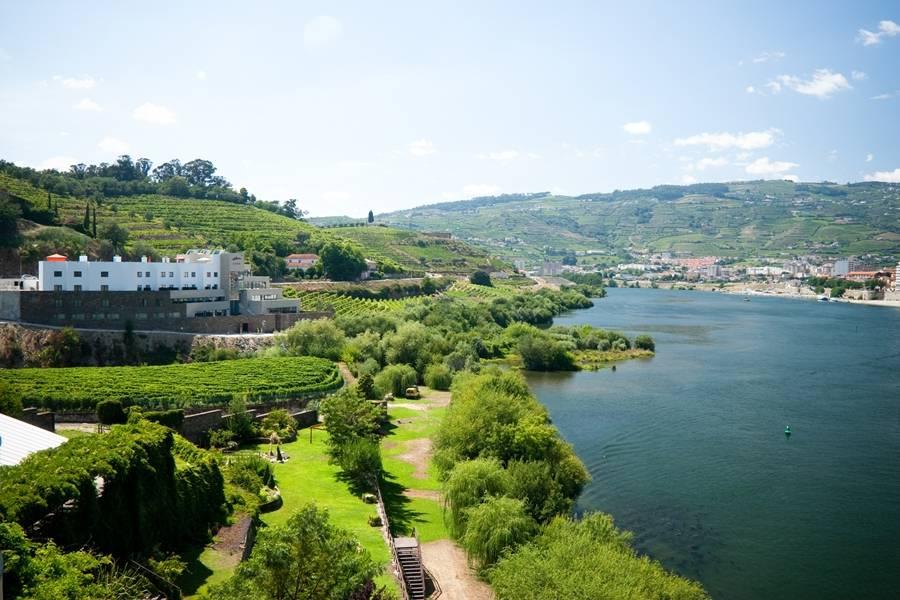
xmin=39 ymin=250 xmax=226 ymax=293
xmin=0 ymin=413 xmax=67 ymax=466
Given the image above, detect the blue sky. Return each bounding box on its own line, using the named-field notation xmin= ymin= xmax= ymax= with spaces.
xmin=1 ymin=1 xmax=898 ymax=217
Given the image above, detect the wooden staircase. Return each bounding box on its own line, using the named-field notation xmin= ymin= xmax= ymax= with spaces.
xmin=394 ymin=535 xmax=426 ymax=600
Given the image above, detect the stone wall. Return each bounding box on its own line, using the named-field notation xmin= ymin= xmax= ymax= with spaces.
xmin=20 ymin=407 xmax=56 ymax=432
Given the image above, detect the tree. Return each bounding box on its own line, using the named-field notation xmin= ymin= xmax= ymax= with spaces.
xmin=367 ymin=210 xmax=374 ymax=224
xmin=96 ymin=399 xmax=127 ymax=425
xmin=461 ymin=496 xmax=537 ymax=569
xmin=469 ymin=271 xmax=492 ymax=286
xmin=37 ymin=327 xmax=82 ymax=367
xmin=260 ymin=409 xmax=296 ymax=439
xmin=319 ymin=389 xmax=382 ymax=457
xmin=91 ymin=206 xmax=97 ymax=238
xmin=356 ymin=373 xmax=377 ymax=400
xmin=443 ymin=458 xmax=511 ymax=537
xmin=82 ymin=203 xmax=91 ymax=233
xmin=517 ymin=333 xmax=576 ymax=371
xmin=0 ymin=192 xmax=22 ymax=248
xmin=226 ymin=397 xmax=256 ymax=441
xmin=337 ymin=438 xmax=382 ymax=489
xmin=161 ymin=175 xmax=191 ymax=197
xmin=373 ymin=364 xmax=418 ymax=398
xmin=100 ymin=222 xmax=129 ymax=255
xmin=424 ymin=363 xmax=452 ymax=390
xmin=274 ymin=319 xmax=346 ymax=360
xmin=207 ymin=504 xmax=383 ymax=600
xmin=319 ymin=241 xmax=367 ymax=281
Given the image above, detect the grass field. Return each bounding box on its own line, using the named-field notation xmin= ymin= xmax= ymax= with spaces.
xmin=0 ymin=356 xmax=342 ymax=410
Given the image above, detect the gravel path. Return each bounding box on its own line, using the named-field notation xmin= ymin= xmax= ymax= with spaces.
xmin=421 ymin=540 xmax=493 ymax=600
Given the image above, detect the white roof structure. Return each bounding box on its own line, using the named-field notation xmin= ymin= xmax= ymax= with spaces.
xmin=0 ymin=413 xmax=67 ymax=466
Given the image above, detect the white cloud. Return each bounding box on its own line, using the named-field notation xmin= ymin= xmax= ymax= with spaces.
xmin=304 ymin=16 xmax=342 ymax=48
xmin=745 ymin=157 xmax=798 ymax=175
xmin=858 ymin=20 xmax=900 ymax=46
xmin=694 ymin=157 xmax=729 ymax=171
xmin=623 ymin=120 xmax=652 ymax=135
xmin=751 ymin=51 xmax=785 ymax=64
xmin=477 ymin=150 xmax=520 ymax=161
xmin=870 ymin=91 xmax=896 ymax=100
xmin=866 ymin=153 xmax=874 ymax=162
xmin=769 ymin=69 xmax=851 ymax=99
xmin=53 ymin=75 xmax=96 ymax=89
xmin=462 ymin=184 xmax=501 ymax=197
xmin=196 ymin=70 xmax=207 ymax=80
xmin=97 ymin=136 xmax=130 ymax=154
xmin=74 ymin=98 xmax=102 ymax=111
xmin=674 ymin=128 xmax=779 ymax=151
xmin=681 ymin=175 xmax=698 ymax=184
xmin=132 ymin=102 xmax=177 ymax=125
xmin=408 ymin=139 xmax=435 ymax=156
xmin=851 ymin=70 xmax=867 ymax=81
xmin=864 ymin=168 xmax=900 ymax=182
xmin=782 ymin=174 xmax=800 ymax=182
xmin=39 ymin=156 xmax=77 ymax=171
xmin=746 ymin=86 xmax=756 ymax=94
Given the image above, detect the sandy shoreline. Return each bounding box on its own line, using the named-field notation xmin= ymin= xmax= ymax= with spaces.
xmin=713 ymin=288 xmax=900 ymax=309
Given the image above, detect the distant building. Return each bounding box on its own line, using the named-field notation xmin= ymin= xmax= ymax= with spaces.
xmin=0 ymin=275 xmax=38 ymax=291
xmin=833 ymin=259 xmax=849 ymax=276
xmin=541 ymin=262 xmax=563 ymax=276
xmin=285 ymin=253 xmax=319 ymax=270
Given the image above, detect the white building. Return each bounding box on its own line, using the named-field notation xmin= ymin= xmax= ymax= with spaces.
xmin=0 ymin=413 xmax=67 ymax=467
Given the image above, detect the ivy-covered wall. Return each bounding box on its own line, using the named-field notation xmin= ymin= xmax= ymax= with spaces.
xmin=0 ymin=421 xmax=225 ymax=556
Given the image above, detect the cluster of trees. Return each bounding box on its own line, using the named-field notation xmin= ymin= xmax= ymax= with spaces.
xmin=806 ymin=275 xmax=881 ymax=297
xmin=433 ymin=371 xmax=707 ymax=598
xmin=319 ymin=388 xmax=384 ymax=488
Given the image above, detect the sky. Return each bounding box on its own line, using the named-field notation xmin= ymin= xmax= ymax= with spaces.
xmin=1 ymin=1 xmax=899 ymax=217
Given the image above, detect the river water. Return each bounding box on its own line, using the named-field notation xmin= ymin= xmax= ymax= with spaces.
xmin=526 ymin=288 xmax=900 ymax=600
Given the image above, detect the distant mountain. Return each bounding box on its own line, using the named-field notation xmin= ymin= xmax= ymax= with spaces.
xmin=374 ymin=181 xmax=900 ymax=265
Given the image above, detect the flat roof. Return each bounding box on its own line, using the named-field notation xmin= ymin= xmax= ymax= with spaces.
xmin=0 ymin=413 xmax=68 ymax=466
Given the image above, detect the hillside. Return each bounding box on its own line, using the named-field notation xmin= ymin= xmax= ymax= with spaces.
xmin=374 ymin=181 xmax=900 ymax=265
xmin=0 ymin=169 xmax=504 ymax=276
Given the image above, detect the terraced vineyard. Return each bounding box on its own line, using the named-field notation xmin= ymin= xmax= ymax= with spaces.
xmin=0 ymin=356 xmax=342 ymax=410
xmin=321 ymin=225 xmax=509 ymax=274
xmin=444 ymin=281 xmax=520 ymax=300
xmin=296 ymin=290 xmax=413 ymax=316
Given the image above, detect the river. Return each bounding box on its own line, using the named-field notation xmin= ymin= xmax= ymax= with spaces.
xmin=526 ymin=288 xmax=900 ymax=600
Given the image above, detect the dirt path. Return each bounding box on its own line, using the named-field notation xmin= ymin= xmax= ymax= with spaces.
xmin=396 ymin=438 xmax=432 ymax=479
xmin=404 ymin=489 xmax=442 ymax=502
xmin=337 ymin=362 xmax=357 ymax=386
xmin=421 ymin=540 xmax=493 ymax=600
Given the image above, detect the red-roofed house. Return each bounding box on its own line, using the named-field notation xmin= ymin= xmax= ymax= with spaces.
xmin=285 ymin=254 xmax=320 ymax=270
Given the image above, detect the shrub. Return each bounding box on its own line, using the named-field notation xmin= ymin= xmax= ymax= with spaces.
xmin=144 ymin=409 xmax=185 ymax=429
xmin=0 ymin=380 xmax=23 ymax=417
xmin=374 ymin=364 xmax=418 ymax=398
xmin=634 ymin=335 xmax=655 ymax=352
xmin=319 ymin=389 xmax=382 ymax=457
xmin=424 ymin=363 xmax=452 ymax=390
xmin=96 ymin=399 xmax=127 ymax=425
xmin=260 ymin=409 xmax=296 ymax=439
xmin=228 ymin=456 xmax=274 ymax=493
xmin=443 ymin=458 xmax=511 ymax=537
xmin=517 ymin=333 xmax=576 ymax=371
xmin=469 ymin=271 xmax=492 ymax=286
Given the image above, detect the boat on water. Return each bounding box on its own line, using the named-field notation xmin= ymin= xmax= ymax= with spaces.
xmin=784 ymin=425 xmax=792 ymax=435
xmin=817 ymin=296 xmax=829 ymax=302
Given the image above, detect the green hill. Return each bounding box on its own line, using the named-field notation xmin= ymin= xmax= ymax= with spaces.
xmin=0 ymin=169 xmax=504 ymax=276
xmin=374 ymin=181 xmax=900 ymax=264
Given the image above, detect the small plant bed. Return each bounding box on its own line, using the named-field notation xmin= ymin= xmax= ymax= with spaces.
xmin=574 ymin=348 xmax=655 ymax=369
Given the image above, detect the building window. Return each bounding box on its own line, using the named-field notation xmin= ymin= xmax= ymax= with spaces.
xmin=100 ymin=271 xmax=109 ymax=278
xmin=169 ymin=312 xmax=180 ymax=318
xmin=73 ymin=271 xmax=82 ymax=278
xmin=54 ymin=284 xmax=63 ymax=292
xmin=93 ymin=313 xmax=105 ymax=320
xmin=55 ymin=313 xmax=66 ymax=320
xmin=137 ymin=285 xmax=142 ymax=291
xmin=107 ymin=313 xmax=119 ymax=320
xmin=101 ymin=284 xmax=109 ymax=292
xmin=53 ymin=270 xmax=62 ymax=277
xmin=145 ymin=271 xmax=150 ymax=277
xmin=138 ymin=272 xmax=143 ymax=278
xmin=155 ymin=299 xmax=161 ymax=306
xmin=214 ymin=272 xmax=218 ymax=277
xmin=191 ymin=272 xmax=196 ymax=277
xmin=161 ymin=272 xmax=166 ymax=278
xmin=73 ymin=285 xmax=82 ymax=292
xmin=101 ymin=299 xmax=110 ymax=307
xmin=72 ymin=313 xmax=84 ymax=320
xmin=53 ymin=298 xmax=63 ymax=307
xmin=169 ymin=272 xmax=174 ymax=277
xmin=135 ymin=312 xmax=147 ymax=320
